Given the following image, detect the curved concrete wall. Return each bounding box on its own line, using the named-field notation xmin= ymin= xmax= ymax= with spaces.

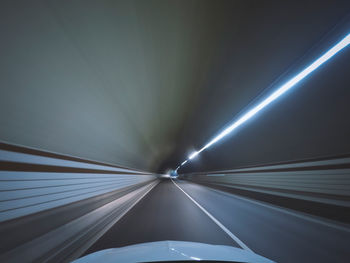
xmin=0 ymin=0 xmax=229 ymax=171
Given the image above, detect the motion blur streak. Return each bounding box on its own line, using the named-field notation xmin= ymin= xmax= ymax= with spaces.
xmin=1 ymin=2 xmax=350 ymax=263
xmin=178 ymin=33 xmax=350 ymax=169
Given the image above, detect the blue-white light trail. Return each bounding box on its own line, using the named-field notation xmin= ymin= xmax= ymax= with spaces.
xmin=177 ymin=33 xmax=350 ymax=169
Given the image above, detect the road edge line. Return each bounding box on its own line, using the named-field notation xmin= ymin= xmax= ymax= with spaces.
xmin=79 ymin=180 xmax=159 ymax=255
xmin=204 ymin=184 xmax=350 ymax=233
xmin=171 ymin=179 xmax=253 ymax=252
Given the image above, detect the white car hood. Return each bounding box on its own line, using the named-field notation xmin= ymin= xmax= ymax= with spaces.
xmin=73 ymin=240 xmax=275 ymax=263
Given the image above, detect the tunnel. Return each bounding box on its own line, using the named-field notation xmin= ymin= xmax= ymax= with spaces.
xmin=0 ymin=1 xmax=350 ymax=263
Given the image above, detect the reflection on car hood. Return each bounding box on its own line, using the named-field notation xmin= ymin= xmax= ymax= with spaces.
xmin=73 ymin=240 xmax=275 ymax=263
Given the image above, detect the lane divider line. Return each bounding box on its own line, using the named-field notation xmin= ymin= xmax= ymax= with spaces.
xmin=206 ymin=185 xmax=350 ymax=233
xmin=81 ymin=180 xmax=160 ymax=255
xmin=171 ymin=179 xmax=253 ymax=252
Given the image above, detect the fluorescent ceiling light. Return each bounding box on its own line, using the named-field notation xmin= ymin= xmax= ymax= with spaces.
xmin=188 ymin=151 xmax=199 ymax=160
xmin=177 ymin=33 xmax=350 ymax=169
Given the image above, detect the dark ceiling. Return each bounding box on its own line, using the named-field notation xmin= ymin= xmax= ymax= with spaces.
xmin=158 ymin=1 xmax=350 ymax=173
xmin=1 ymin=1 xmax=350 ymax=173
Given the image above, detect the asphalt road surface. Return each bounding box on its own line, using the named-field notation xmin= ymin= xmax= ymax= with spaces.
xmin=84 ymin=179 xmax=350 ymax=263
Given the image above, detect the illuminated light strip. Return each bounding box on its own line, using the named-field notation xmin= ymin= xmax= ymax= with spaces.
xmin=178 ymin=33 xmax=350 ymax=169
xmin=188 ymin=151 xmax=199 ymax=160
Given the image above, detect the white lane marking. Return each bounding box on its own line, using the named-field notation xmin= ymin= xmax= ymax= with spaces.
xmin=80 ymin=180 xmax=159 ymax=255
xmin=171 ymin=179 xmax=252 ymax=252
xmin=203 ymin=184 xmax=350 ymax=233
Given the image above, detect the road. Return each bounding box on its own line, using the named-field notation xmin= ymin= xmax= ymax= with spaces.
xmin=84 ymin=179 xmax=350 ymax=263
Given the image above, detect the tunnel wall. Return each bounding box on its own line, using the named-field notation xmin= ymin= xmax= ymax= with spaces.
xmin=0 ymin=142 xmax=158 ymax=262
xmin=183 ymin=155 xmax=350 ymax=221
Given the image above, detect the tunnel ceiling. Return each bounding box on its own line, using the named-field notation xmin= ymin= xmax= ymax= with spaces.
xmin=1 ymin=1 xmax=350 ymax=173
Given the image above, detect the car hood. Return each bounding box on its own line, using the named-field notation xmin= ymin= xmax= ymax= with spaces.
xmin=73 ymin=240 xmax=275 ymax=263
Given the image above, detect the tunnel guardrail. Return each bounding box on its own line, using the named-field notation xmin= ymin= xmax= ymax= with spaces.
xmin=182 ymin=155 xmax=350 ymax=223
xmin=0 ymin=142 xmax=158 ymax=262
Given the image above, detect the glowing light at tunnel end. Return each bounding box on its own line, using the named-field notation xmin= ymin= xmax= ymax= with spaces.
xmin=176 ymin=33 xmax=350 ymax=170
